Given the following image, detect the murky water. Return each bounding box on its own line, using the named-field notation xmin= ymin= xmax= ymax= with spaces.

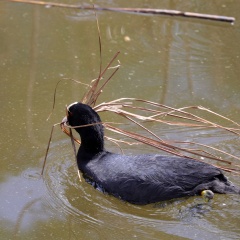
xmin=1 ymin=0 xmax=240 ymax=239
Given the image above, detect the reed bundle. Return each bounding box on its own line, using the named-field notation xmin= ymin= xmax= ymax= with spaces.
xmin=60 ymin=69 xmax=240 ymax=175
xmin=40 ymin=6 xmax=239 ymax=176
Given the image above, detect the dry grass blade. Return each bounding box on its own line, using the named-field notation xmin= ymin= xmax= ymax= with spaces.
xmin=81 ymin=9 xmax=103 ymax=105
xmin=198 ymin=106 xmax=240 ymax=127
xmin=104 ymin=136 xmax=124 ymax=154
xmin=104 ymin=123 xmax=232 ymax=164
xmin=104 ymin=123 xmax=240 ymax=174
xmin=104 ymin=123 xmax=192 ymax=158
xmin=120 ymin=114 xmax=164 ymax=142
xmin=82 ymin=51 xmax=120 ymax=105
xmin=175 ymin=141 xmax=240 ymax=162
xmin=89 ymin=67 xmax=120 ymax=106
xmin=47 ymin=78 xmax=90 ymax=121
xmin=69 ymin=128 xmax=82 ymax=182
xmin=96 ymin=98 xmax=240 ymax=134
xmin=61 ymin=124 xmax=81 ymax=145
xmin=105 ymin=136 xmax=142 ymax=146
xmin=41 ymin=123 xmax=61 ymax=175
xmin=79 ymin=9 xmax=122 ymax=106
xmin=92 ymin=98 xmax=240 ymax=174
xmin=95 ymin=10 xmax=102 ymax=76
xmin=46 ymin=79 xmax=63 ymax=121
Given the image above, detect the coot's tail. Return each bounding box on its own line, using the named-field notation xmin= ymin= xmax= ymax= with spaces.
xmin=212 ymin=174 xmax=240 ymax=195
xmin=193 ymin=174 xmax=240 ymax=196
xmin=222 ymin=181 xmax=240 ymax=194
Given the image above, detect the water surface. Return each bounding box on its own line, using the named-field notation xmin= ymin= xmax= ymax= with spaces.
xmin=1 ymin=0 xmax=240 ymax=239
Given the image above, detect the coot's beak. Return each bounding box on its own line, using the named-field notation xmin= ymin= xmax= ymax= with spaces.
xmin=62 ymin=104 xmax=69 ymax=126
xmin=62 ymin=103 xmax=73 ymax=126
xmin=63 ymin=102 xmax=78 ymax=127
xmin=62 ymin=116 xmax=69 ymax=126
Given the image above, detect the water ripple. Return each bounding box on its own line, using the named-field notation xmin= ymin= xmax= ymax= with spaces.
xmin=41 ymin=138 xmax=240 ymax=239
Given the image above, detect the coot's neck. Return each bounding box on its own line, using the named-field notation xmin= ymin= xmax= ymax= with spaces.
xmin=76 ymin=122 xmax=105 ymax=156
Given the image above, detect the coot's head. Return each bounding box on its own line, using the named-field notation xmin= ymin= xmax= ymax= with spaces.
xmin=66 ymin=102 xmax=105 ymax=152
xmin=66 ymin=102 xmax=102 ymax=128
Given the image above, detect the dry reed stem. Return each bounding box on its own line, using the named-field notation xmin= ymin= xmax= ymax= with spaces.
xmin=92 ymin=98 xmax=240 ymax=173
xmin=81 ymin=52 xmax=120 ymax=105
xmin=46 ymin=78 xmax=90 ymax=121
xmin=96 ymin=98 xmax=240 ymax=134
xmin=104 ymin=124 xmax=240 ymax=172
xmin=45 ymin=92 xmax=240 ymax=175
xmin=7 ymin=0 xmax=235 ymax=23
xmin=41 ymin=123 xmax=61 ymax=175
xmin=104 ymin=137 xmax=124 ymax=154
xmin=175 ymin=141 xmax=240 ymax=161
xmin=69 ymin=128 xmax=82 ymax=182
xmin=61 ymin=117 xmax=239 ymax=167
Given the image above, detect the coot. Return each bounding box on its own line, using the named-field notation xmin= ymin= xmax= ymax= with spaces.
xmin=66 ymin=102 xmax=240 ymax=204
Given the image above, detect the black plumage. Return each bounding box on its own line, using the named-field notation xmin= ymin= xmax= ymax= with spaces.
xmin=67 ymin=102 xmax=240 ymax=205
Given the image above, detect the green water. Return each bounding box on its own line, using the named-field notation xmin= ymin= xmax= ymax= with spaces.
xmin=1 ymin=1 xmax=240 ymax=239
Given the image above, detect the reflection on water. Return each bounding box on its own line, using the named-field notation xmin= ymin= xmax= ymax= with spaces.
xmin=0 ymin=171 xmax=47 ymax=237
xmin=1 ymin=0 xmax=240 ymax=239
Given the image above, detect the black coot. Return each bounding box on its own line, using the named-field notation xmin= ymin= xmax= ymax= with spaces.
xmin=66 ymin=102 xmax=240 ymax=204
